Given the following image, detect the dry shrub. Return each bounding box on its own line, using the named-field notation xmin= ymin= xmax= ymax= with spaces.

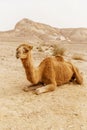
xmin=72 ymin=53 xmax=84 ymax=60
xmin=52 ymin=44 xmax=66 ymax=56
xmin=37 ymin=46 xmax=43 ymax=52
xmin=36 ymin=42 xmax=46 ymax=52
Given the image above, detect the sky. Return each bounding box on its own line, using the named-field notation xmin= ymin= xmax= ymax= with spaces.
xmin=0 ymin=0 xmax=87 ymax=31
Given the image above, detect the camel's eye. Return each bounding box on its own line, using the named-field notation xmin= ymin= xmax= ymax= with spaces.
xmin=23 ymin=48 xmax=28 ymax=53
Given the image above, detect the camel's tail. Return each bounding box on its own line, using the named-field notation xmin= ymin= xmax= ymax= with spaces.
xmin=72 ymin=65 xmax=83 ymax=84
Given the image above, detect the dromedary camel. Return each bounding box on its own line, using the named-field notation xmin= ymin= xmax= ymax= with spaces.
xmin=16 ymin=43 xmax=83 ymax=94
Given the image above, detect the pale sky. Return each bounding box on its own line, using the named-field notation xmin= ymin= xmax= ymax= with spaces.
xmin=0 ymin=0 xmax=87 ymax=31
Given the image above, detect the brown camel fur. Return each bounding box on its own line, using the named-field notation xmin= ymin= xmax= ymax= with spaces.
xmin=16 ymin=43 xmax=83 ymax=94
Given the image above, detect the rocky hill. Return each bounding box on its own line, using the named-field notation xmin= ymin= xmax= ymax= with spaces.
xmin=0 ymin=18 xmax=87 ymax=43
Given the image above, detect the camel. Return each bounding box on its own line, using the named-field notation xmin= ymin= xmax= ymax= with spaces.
xmin=16 ymin=43 xmax=83 ymax=94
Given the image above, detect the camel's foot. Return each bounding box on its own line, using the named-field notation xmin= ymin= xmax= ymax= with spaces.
xmin=22 ymin=84 xmax=37 ymax=92
xmin=22 ymin=86 xmax=30 ymax=92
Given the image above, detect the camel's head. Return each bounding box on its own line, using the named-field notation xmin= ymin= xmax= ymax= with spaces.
xmin=16 ymin=43 xmax=33 ymax=59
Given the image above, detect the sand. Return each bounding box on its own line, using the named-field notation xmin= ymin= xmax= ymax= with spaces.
xmin=0 ymin=42 xmax=87 ymax=130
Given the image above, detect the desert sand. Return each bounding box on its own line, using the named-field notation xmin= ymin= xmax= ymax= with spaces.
xmin=0 ymin=19 xmax=87 ymax=130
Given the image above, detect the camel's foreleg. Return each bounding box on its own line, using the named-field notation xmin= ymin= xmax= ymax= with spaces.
xmin=35 ymin=83 xmax=56 ymax=95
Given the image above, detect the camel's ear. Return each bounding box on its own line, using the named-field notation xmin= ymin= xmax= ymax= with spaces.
xmin=24 ymin=45 xmax=33 ymax=52
xmin=16 ymin=47 xmax=19 ymax=51
xmin=28 ymin=45 xmax=33 ymax=50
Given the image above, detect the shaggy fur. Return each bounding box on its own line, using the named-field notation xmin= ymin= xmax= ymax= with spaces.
xmin=16 ymin=43 xmax=83 ymax=94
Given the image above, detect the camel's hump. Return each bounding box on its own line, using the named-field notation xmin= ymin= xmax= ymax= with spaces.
xmin=55 ymin=55 xmax=64 ymax=61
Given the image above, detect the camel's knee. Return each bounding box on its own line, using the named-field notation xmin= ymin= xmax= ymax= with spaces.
xmin=74 ymin=67 xmax=83 ymax=84
xmin=76 ymin=76 xmax=83 ymax=84
xmin=47 ymin=84 xmax=56 ymax=91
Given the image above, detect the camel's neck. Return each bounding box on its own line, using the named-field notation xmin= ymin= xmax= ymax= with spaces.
xmin=21 ymin=52 xmax=37 ymax=84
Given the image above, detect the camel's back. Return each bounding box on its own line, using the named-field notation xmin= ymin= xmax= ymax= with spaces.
xmin=39 ymin=56 xmax=72 ymax=72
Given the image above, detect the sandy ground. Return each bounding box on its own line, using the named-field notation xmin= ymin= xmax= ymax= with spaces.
xmin=0 ymin=42 xmax=87 ymax=130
